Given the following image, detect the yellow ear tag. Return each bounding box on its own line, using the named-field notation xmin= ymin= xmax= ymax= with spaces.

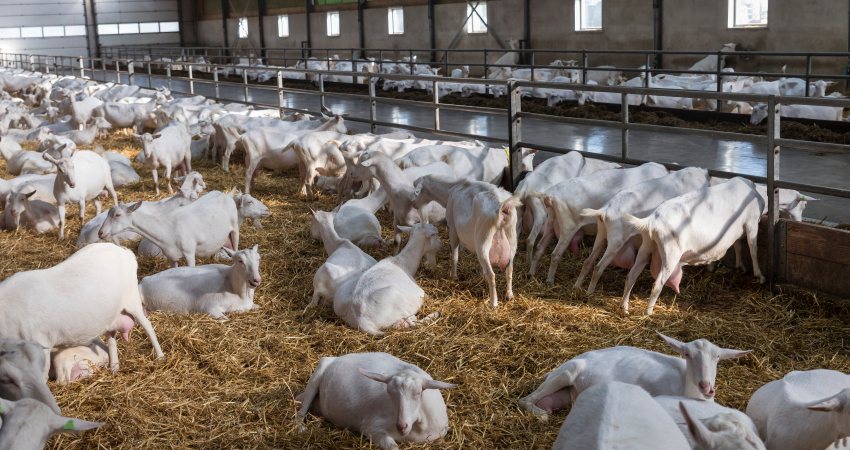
xmin=63 ymin=420 xmax=75 ymax=431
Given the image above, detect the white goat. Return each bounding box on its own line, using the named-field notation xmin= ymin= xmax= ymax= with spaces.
xmin=746 ymin=369 xmax=850 ymax=450
xmin=518 ymin=333 xmax=750 ymax=420
xmin=332 ymin=224 xmax=441 ymax=335
xmin=137 ymin=122 xmax=192 ymax=195
xmin=575 ymin=167 xmax=711 ymax=294
xmin=623 ymin=177 xmax=765 ymax=314
xmin=413 ymin=176 xmax=521 ymax=308
xmin=655 ymin=396 xmax=765 ymax=449
xmin=308 ymin=209 xmax=378 ymax=308
xmin=0 ymin=398 xmax=102 ymax=450
xmin=295 ymin=352 xmax=455 ymax=450
xmin=98 ymin=191 xmax=239 ymax=267
xmin=50 ymin=339 xmax=109 ymax=384
xmin=551 ymin=381 xmax=691 ymax=450
xmin=3 ymin=188 xmax=60 ymax=234
xmin=43 ymin=149 xmax=117 ymax=239
xmin=139 ymin=245 xmax=261 ymax=319
xmin=531 ymin=162 xmax=668 ymax=284
xmin=0 ymin=243 xmax=164 ymax=374
xmin=0 ymin=338 xmax=59 ymax=413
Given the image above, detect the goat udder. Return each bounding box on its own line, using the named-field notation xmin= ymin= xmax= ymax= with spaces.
xmin=650 ymin=251 xmax=684 ymax=293
xmin=569 ymin=231 xmax=584 ymax=256
xmin=535 ymin=388 xmax=572 ymax=413
xmin=613 ymin=245 xmax=636 ymax=269
xmin=489 ymin=230 xmax=512 ymax=271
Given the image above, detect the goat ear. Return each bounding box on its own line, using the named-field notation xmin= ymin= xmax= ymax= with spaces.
xmin=657 ymin=332 xmax=687 ymax=354
xmin=42 ymin=152 xmax=57 ymax=163
xmin=128 ymin=201 xmax=143 ymax=212
xmin=24 ymin=190 xmax=36 ymax=198
xmin=808 ymin=396 xmax=843 ymax=412
xmin=359 ymin=158 xmax=374 ymax=168
xmin=152 ymin=133 xmax=162 ymax=139
xmin=307 ymin=207 xmax=316 ymax=217
xmin=680 ymin=402 xmax=714 ymax=446
xmin=54 ymin=417 xmax=103 ymax=434
xmin=252 ymin=244 xmax=258 ymax=253
xmin=717 ymin=348 xmax=751 ymax=360
xmin=222 ymin=247 xmax=235 ymax=258
xmin=358 ymin=368 xmax=390 ymax=384
xmin=0 ymin=398 xmax=14 ymax=415
xmin=396 ymin=225 xmax=412 ymax=234
xmin=422 ymin=379 xmax=457 ymax=390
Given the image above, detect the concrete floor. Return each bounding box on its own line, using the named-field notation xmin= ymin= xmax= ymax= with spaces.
xmin=98 ymin=71 xmax=850 ymax=223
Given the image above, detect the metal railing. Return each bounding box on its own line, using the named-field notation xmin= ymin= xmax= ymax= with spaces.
xmin=2 ymin=51 xmax=849 ymax=286
xmin=100 ymin=45 xmax=850 ymax=100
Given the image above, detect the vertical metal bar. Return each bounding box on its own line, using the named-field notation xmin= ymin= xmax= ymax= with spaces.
xmin=433 ymin=79 xmax=440 ymax=131
xmin=507 ymin=80 xmax=522 ymax=191
xmin=243 ymin=69 xmax=249 ymax=102
xmin=581 ymin=50 xmax=588 ymax=84
xmin=127 ymin=61 xmax=134 ymax=86
xmin=28 ymin=55 xmax=34 ymax=72
xmin=101 ymin=58 xmax=106 ymax=81
xmin=644 ymin=53 xmax=651 ymax=88
xmin=409 ymin=49 xmax=414 ymax=74
xmin=79 ymin=57 xmax=85 ymax=78
xmin=167 ymin=64 xmax=172 ymax=90
xmin=188 ymin=64 xmax=194 ymax=95
xmin=277 ymin=69 xmax=284 ymax=117
xmin=621 ymin=93 xmax=629 ymax=161
xmin=804 ymin=55 xmax=812 ymax=97
xmin=147 ymin=61 xmax=152 ymax=89
xmin=319 ymin=73 xmax=326 ymax=112
xmin=428 ymin=0 xmax=437 ymax=64
xmin=369 ymin=76 xmax=377 ymax=133
xmin=715 ymin=51 xmax=723 ymax=112
xmin=483 ymin=49 xmax=489 ymax=78
xmin=214 ymin=67 xmax=220 ymax=98
xmin=258 ymin=0 xmax=267 ymax=60
xmin=766 ymin=95 xmax=780 ymax=286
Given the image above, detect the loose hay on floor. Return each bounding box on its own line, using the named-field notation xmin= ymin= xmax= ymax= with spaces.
xmin=1 ymin=134 xmax=847 ymax=449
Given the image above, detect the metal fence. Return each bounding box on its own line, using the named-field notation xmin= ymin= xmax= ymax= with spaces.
xmin=1 ymin=50 xmax=849 ymax=286
xmin=100 ymin=44 xmax=850 ymax=99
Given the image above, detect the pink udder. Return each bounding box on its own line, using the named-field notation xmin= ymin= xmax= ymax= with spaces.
xmin=613 ymin=245 xmax=636 ymax=269
xmin=650 ymin=251 xmax=683 ymax=293
xmin=111 ymin=313 xmax=135 ymax=341
xmin=569 ymin=230 xmax=584 ymax=256
xmin=489 ymin=231 xmax=511 ymax=271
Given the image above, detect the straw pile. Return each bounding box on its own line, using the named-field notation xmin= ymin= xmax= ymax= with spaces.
xmin=1 ymin=132 xmax=847 ymax=449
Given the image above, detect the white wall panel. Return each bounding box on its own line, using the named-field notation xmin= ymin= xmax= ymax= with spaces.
xmin=0 ymin=0 xmax=87 ymax=56
xmin=96 ymin=0 xmax=181 ymax=47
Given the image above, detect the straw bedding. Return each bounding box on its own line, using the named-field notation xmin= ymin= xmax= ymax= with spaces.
xmin=1 ymin=132 xmax=847 ymax=449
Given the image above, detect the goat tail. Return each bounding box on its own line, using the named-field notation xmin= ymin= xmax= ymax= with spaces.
xmin=498 ymin=195 xmax=523 ymax=228
xmin=623 ymin=213 xmax=652 ymax=236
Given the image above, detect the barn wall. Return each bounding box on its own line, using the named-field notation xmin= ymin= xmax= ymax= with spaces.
xmin=185 ymin=0 xmax=850 ymax=77
xmin=95 ymin=0 xmax=181 ymax=48
xmin=0 ymin=0 xmax=89 ymax=57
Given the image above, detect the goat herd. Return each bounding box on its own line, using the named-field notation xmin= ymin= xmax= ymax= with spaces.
xmin=0 ymin=65 xmax=843 ymax=450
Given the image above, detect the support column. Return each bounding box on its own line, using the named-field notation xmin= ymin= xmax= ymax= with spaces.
xmin=358 ymin=0 xmax=366 ymax=52
xmin=428 ymin=0 xmax=436 ymax=63
xmin=258 ymin=0 xmax=267 ymax=60
xmin=82 ymin=0 xmax=99 ymax=58
xmin=653 ymin=0 xmax=663 ymax=68
xmin=221 ymin=0 xmax=230 ymax=51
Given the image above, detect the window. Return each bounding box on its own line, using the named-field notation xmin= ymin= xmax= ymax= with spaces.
xmin=65 ymin=25 xmax=86 ymax=36
xmin=237 ymin=17 xmax=248 ymax=38
xmin=42 ymin=26 xmax=65 ymax=37
xmin=20 ymin=27 xmax=42 ymax=38
xmin=574 ymin=0 xmax=602 ymax=31
xmin=0 ymin=27 xmax=20 ymax=39
xmin=98 ymin=24 xmax=119 ymax=35
xmin=278 ymin=15 xmax=289 ymax=37
xmin=118 ymin=23 xmax=139 ymax=34
xmin=139 ymin=22 xmax=160 ymax=33
xmin=466 ymin=2 xmax=487 ymax=33
xmin=728 ymin=0 xmax=767 ymax=27
xmin=327 ymin=11 xmax=340 ymax=36
xmin=388 ymin=7 xmax=404 ymax=35
xmin=159 ymin=21 xmax=180 ymax=33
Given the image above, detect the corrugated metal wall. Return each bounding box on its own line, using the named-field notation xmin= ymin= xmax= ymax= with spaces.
xmin=0 ymin=0 xmax=89 ymax=56
xmin=96 ymin=0 xmax=181 ymax=47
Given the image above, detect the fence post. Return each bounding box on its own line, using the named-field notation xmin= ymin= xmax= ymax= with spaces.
xmin=147 ymin=61 xmax=153 ymax=89
xmin=369 ymin=76 xmax=377 ymax=133
xmin=127 ymin=61 xmax=134 ymax=86
xmin=243 ymin=69 xmax=249 ymax=102
xmin=644 ymin=53 xmax=651 ymax=88
xmin=79 ymin=57 xmax=85 ymax=78
xmin=213 ymin=68 xmax=220 ymax=98
xmin=715 ymin=51 xmax=723 ymax=112
xmin=766 ymin=95 xmax=781 ymax=286
xmin=167 ymin=64 xmax=172 ymax=91
xmin=319 ymin=73 xmax=326 ymax=112
xmin=621 ymin=92 xmax=629 ymax=161
xmin=188 ymin=64 xmax=194 ymax=95
xmin=804 ymin=55 xmax=812 ymax=97
xmin=507 ymin=80 xmax=522 ymax=191
xmin=28 ymin=55 xmax=34 ymax=72
xmin=581 ymin=50 xmax=588 ymax=84
xmin=115 ymin=59 xmax=121 ymax=83
xmin=277 ymin=69 xmax=284 ymax=117
xmin=432 ymin=79 xmax=440 ymax=131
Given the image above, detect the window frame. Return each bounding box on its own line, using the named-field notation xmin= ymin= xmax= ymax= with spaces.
xmin=326 ymin=11 xmax=340 ymax=37
xmin=466 ymin=1 xmax=488 ymax=34
xmin=278 ymin=14 xmax=290 ymax=37
xmin=574 ymin=0 xmax=602 ymax=31
xmin=727 ymin=0 xmax=768 ymax=28
xmin=237 ymin=17 xmax=248 ymax=38
xmin=387 ymin=7 xmax=404 ymax=35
